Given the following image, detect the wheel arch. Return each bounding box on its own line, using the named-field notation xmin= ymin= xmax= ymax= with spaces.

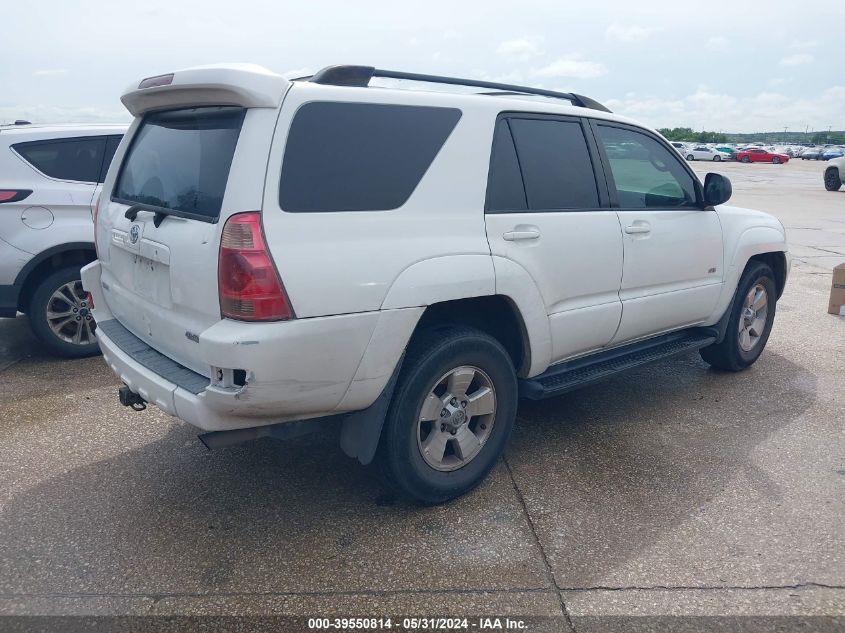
xmin=14 ymin=242 xmax=96 ymax=312
xmin=748 ymin=251 xmax=787 ymax=299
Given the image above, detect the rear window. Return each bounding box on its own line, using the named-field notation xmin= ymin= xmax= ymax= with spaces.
xmin=279 ymin=102 xmax=461 ymax=212
xmin=13 ymin=136 xmax=107 ymax=183
xmin=113 ymin=106 xmax=245 ymax=222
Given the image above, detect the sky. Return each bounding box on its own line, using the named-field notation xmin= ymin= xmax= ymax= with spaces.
xmin=1 ymin=0 xmax=841 ymax=133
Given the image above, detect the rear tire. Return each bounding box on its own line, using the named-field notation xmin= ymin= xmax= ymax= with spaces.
xmin=28 ymin=266 xmax=100 ymax=358
xmin=376 ymin=325 xmax=517 ymax=504
xmin=825 ymin=167 xmax=842 ymax=191
xmin=686 ymin=154 xmax=695 ymax=161
xmin=700 ymin=261 xmax=776 ymax=371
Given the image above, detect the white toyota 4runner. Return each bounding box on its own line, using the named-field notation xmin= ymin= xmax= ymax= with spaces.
xmin=82 ymin=64 xmax=790 ymax=504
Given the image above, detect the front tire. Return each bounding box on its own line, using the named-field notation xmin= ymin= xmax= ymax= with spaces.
xmin=772 ymin=156 xmax=781 ymax=164
xmin=741 ymin=156 xmax=751 ymax=163
xmin=700 ymin=261 xmax=777 ymax=371
xmin=713 ymin=154 xmax=722 ymax=162
xmin=376 ymin=325 xmax=517 ymax=504
xmin=28 ymin=266 xmax=99 ymax=358
xmin=825 ymin=168 xmax=842 ymax=191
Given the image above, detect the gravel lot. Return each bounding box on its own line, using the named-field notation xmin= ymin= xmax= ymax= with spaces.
xmin=0 ymin=158 xmax=842 ymax=631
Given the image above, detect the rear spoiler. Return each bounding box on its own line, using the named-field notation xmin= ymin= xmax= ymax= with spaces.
xmin=121 ymin=64 xmax=289 ymax=117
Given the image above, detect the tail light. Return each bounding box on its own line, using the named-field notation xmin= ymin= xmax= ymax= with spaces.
xmin=218 ymin=212 xmax=293 ymax=321
xmin=0 ymin=190 xmax=32 ymax=203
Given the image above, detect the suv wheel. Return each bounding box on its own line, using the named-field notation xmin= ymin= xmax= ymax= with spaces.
xmin=825 ymin=167 xmax=842 ymax=191
xmin=28 ymin=266 xmax=99 ymax=358
xmin=700 ymin=261 xmax=776 ymax=371
xmin=376 ymin=325 xmax=517 ymax=504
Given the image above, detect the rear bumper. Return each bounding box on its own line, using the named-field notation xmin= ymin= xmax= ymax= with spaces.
xmin=81 ymin=261 xmax=420 ymax=432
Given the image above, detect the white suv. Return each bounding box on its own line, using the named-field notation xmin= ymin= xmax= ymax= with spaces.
xmin=1 ymin=122 xmax=127 ymax=356
xmin=82 ymin=64 xmax=790 ymax=503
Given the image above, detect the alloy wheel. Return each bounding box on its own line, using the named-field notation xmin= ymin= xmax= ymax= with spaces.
xmin=738 ymin=283 xmax=768 ymax=352
xmin=46 ymin=280 xmax=96 ymax=346
xmin=416 ymin=365 xmax=496 ymax=472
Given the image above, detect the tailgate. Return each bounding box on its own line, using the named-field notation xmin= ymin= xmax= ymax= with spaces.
xmin=97 ymin=105 xmax=267 ymax=375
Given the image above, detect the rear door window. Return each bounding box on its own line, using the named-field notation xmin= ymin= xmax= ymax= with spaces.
xmin=279 ymin=102 xmax=461 ymax=212
xmin=113 ymin=106 xmax=245 ymax=222
xmin=486 ymin=116 xmax=600 ymax=212
xmin=13 ymin=136 xmax=106 ymax=182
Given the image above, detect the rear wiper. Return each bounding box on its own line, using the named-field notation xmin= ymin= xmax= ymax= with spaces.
xmin=124 ymin=203 xmax=171 ymax=227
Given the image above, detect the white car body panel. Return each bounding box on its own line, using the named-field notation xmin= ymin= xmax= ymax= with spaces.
xmin=485 ymin=210 xmax=624 ymax=362
xmin=612 ymin=209 xmax=724 ymax=342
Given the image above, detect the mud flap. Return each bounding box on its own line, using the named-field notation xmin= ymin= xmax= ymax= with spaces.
xmin=339 ymin=353 xmax=404 ymax=465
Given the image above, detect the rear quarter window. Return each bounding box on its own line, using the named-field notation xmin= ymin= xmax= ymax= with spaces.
xmin=279 ymin=102 xmax=461 ymax=212
xmin=13 ymin=136 xmax=107 ymax=183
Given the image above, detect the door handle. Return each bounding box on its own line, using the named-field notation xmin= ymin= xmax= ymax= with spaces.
xmin=624 ymin=222 xmax=651 ymax=235
xmin=503 ymin=229 xmax=540 ymax=241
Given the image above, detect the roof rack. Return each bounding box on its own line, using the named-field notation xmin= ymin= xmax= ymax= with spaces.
xmin=307 ymin=65 xmax=612 ymax=113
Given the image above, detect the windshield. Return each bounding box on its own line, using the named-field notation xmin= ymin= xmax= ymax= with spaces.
xmin=113 ymin=106 xmax=245 ymax=222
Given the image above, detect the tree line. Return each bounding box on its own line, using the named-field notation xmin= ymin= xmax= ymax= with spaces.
xmin=657 ymin=127 xmax=845 ymax=145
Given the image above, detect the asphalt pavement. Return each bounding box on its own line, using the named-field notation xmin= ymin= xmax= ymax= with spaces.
xmin=0 ymin=158 xmax=842 ymax=631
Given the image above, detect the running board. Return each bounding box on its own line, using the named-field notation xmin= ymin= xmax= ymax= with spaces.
xmin=519 ymin=330 xmax=717 ymax=400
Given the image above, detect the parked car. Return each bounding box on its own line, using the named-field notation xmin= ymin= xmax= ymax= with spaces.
xmin=825 ymin=156 xmax=843 ymax=191
xmin=670 ymin=142 xmax=687 ymax=154
xmin=685 ymin=146 xmax=726 ymax=161
xmin=0 ymin=122 xmax=127 ymax=356
xmin=822 ymin=148 xmax=844 ymax=161
xmin=83 ymin=64 xmax=789 ymax=504
xmin=800 ymin=148 xmax=824 ymax=160
xmin=714 ymin=146 xmax=736 ymax=158
xmin=735 ymin=148 xmax=790 ymax=164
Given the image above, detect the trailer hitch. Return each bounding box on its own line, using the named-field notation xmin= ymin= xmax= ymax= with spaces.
xmin=118 ymin=385 xmax=147 ymax=411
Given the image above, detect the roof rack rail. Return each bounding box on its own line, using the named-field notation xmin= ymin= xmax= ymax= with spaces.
xmin=308 ymin=65 xmax=612 ymax=113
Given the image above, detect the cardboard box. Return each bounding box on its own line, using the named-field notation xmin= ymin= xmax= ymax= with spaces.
xmin=829 ymin=263 xmax=845 ymax=315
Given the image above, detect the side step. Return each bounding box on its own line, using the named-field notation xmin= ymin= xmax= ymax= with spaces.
xmin=519 ymin=330 xmax=716 ymax=400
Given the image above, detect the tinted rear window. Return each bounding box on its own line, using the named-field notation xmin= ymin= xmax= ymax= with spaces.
xmin=114 ymin=106 xmax=245 ymax=221
xmin=507 ymin=118 xmax=600 ymax=210
xmin=14 ymin=136 xmax=107 ymax=182
xmin=279 ymin=102 xmax=461 ymax=212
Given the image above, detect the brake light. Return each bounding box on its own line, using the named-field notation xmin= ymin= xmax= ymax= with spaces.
xmin=218 ymin=212 xmax=293 ymax=321
xmin=0 ymin=190 xmax=32 ymax=203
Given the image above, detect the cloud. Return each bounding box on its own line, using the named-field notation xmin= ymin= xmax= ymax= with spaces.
xmin=605 ymin=23 xmax=657 ymax=43
xmin=789 ymin=39 xmax=818 ymax=49
xmin=706 ymin=36 xmax=729 ymax=50
xmin=605 ymin=85 xmax=845 ymax=132
xmin=531 ymin=56 xmax=608 ymax=80
xmin=780 ymin=53 xmax=814 ymax=67
xmin=32 ymin=69 xmax=67 ymax=77
xmin=496 ymin=37 xmax=544 ymax=62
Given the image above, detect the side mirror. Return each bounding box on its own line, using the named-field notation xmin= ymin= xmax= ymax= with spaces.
xmin=703 ymin=172 xmax=732 ymax=207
